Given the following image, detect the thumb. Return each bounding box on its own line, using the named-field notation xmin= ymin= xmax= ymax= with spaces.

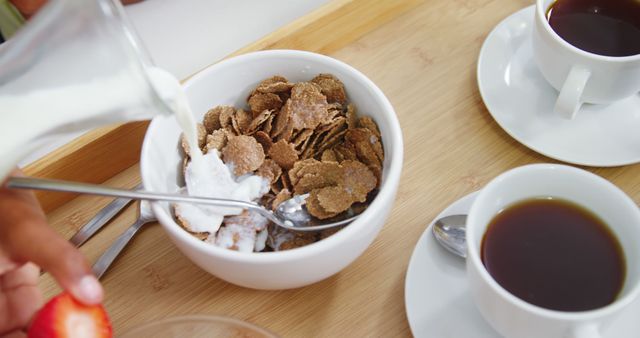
xmin=0 ymin=187 xmax=103 ymax=305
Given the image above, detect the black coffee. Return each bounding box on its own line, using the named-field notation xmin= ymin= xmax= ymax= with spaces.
xmin=481 ymin=198 xmax=626 ymax=312
xmin=547 ymin=0 xmax=640 ymax=57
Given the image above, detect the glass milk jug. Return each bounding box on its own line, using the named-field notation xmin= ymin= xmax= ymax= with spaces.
xmin=0 ymin=0 xmax=181 ymax=178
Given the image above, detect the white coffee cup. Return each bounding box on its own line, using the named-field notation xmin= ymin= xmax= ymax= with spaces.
xmin=466 ymin=164 xmax=640 ymax=338
xmin=532 ymin=0 xmax=640 ymax=119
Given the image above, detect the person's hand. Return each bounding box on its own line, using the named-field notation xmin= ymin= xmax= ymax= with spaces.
xmin=0 ymin=172 xmax=103 ymax=337
xmin=9 ymin=0 xmax=145 ymax=18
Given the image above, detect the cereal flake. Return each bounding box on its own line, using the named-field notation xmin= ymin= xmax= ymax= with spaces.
xmin=269 ymin=139 xmax=299 ymax=170
xmin=222 ymin=135 xmax=265 ymax=176
xmin=288 ymin=82 xmax=330 ymax=130
xmin=312 ymin=73 xmax=347 ymax=104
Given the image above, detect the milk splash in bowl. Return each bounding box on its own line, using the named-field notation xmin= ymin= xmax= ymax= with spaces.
xmin=161 ymin=76 xmax=270 ymax=252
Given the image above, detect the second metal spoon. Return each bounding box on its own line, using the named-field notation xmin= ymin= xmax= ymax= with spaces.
xmin=432 ymin=214 xmax=468 ymax=258
xmin=92 ymin=200 xmax=155 ymax=279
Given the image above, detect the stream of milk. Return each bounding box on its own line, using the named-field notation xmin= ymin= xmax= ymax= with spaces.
xmin=151 ymin=68 xmax=268 ymax=249
xmin=0 ymin=66 xmax=192 ymax=178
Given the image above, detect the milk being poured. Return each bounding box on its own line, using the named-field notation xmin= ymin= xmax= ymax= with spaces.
xmin=153 ymin=68 xmax=205 ymax=165
xmin=1 ymin=65 xmax=202 ymax=177
xmin=1 ymin=59 xmax=266 ymax=246
xmin=158 ymin=70 xmax=269 ymax=240
xmin=0 ymin=67 xmax=181 ymax=178
xmin=0 ymin=0 xmax=193 ymax=178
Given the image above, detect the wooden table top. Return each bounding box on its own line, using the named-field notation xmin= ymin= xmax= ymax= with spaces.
xmin=40 ymin=0 xmax=640 ymax=336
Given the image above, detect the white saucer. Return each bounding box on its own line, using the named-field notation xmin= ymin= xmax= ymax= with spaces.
xmin=477 ymin=6 xmax=640 ymax=167
xmin=404 ymin=191 xmax=640 ymax=337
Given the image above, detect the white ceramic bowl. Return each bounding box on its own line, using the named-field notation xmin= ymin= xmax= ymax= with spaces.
xmin=140 ymin=50 xmax=403 ymax=289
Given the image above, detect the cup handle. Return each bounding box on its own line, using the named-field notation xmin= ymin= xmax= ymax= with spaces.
xmin=569 ymin=323 xmax=601 ymax=338
xmin=554 ymin=66 xmax=591 ymax=120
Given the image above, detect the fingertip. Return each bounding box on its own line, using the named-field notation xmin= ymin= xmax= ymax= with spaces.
xmin=69 ymin=275 xmax=104 ymax=305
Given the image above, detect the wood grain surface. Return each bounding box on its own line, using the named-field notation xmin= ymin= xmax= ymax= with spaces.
xmin=38 ymin=0 xmax=640 ymax=336
xmin=228 ymin=0 xmax=424 ymax=59
xmin=23 ymin=121 xmax=149 ymax=212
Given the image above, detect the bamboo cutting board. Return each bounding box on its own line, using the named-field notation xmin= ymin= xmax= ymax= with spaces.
xmin=37 ymin=0 xmax=640 ymax=336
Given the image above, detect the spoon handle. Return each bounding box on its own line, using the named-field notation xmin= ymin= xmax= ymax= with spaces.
xmin=92 ymin=218 xmax=149 ymax=279
xmin=70 ymin=184 xmax=140 ymax=247
xmin=8 ymin=177 xmax=354 ymax=232
xmin=7 ymin=176 xmax=262 ymax=210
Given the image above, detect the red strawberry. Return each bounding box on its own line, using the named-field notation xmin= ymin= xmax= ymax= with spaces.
xmin=28 ymin=292 xmax=112 ymax=338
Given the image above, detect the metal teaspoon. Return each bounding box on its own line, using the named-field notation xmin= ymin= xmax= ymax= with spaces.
xmin=7 ymin=176 xmax=362 ymax=232
xmin=432 ymin=214 xmax=468 ymax=258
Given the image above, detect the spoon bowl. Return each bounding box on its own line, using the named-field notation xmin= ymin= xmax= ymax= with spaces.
xmin=432 ymin=214 xmax=468 ymax=258
xmin=274 ymin=193 xmax=365 ymax=231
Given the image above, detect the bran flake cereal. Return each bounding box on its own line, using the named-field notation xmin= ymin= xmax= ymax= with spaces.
xmin=175 ymin=74 xmax=384 ymax=251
